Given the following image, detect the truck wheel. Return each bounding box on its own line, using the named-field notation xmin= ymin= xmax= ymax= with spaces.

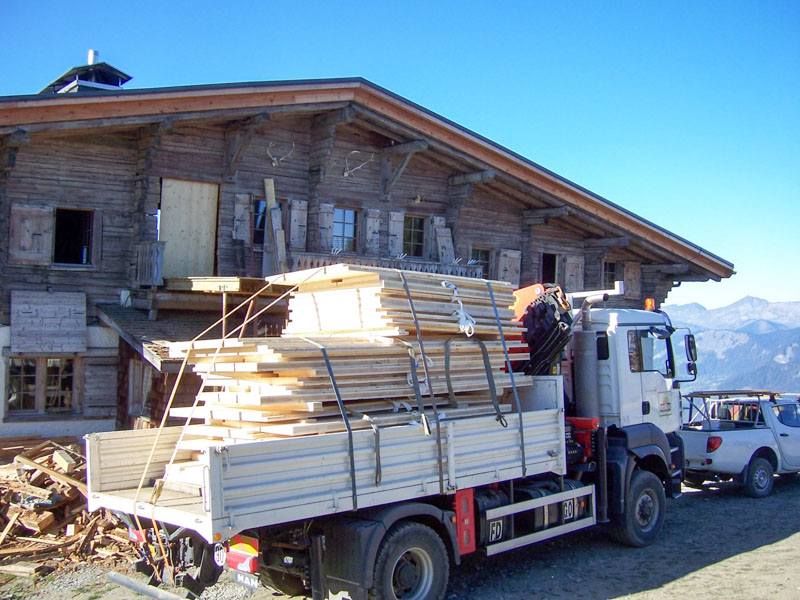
xmin=370 ymin=522 xmax=448 ymax=600
xmin=743 ymin=457 xmax=774 ymax=498
xmin=259 ymin=567 xmax=307 ymax=597
xmin=611 ymin=470 xmax=666 ymax=547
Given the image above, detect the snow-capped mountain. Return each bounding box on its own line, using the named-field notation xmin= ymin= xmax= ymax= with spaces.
xmin=662 ymin=297 xmax=800 ymax=393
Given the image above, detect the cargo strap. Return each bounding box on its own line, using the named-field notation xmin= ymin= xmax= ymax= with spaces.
xmin=300 ymin=337 xmax=359 ymax=510
xmin=441 ymin=280 xmax=476 ymax=337
xmin=396 ymin=270 xmax=446 ymax=495
xmin=347 ymin=407 xmax=382 ymax=486
xmin=485 ymin=281 xmax=527 ymax=476
xmin=444 ymin=338 xmax=507 ymax=427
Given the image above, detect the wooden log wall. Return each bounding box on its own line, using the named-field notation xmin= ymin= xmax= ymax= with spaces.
xmin=1 ymin=132 xmax=138 ymax=319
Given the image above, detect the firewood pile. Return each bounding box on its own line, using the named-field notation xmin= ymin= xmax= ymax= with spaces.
xmin=0 ymin=436 xmax=139 ymax=577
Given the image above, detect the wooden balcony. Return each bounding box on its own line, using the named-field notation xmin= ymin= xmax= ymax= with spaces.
xmin=291 ymin=252 xmax=484 ymax=278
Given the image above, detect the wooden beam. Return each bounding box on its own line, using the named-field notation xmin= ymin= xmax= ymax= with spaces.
xmin=641 ymin=263 xmax=690 ymax=275
xmin=0 ymin=101 xmax=351 ymax=136
xmin=383 ymin=139 xmax=428 ymax=155
xmin=448 ymin=169 xmax=495 ymax=186
xmin=380 ymin=140 xmax=427 ymax=199
xmin=314 ymin=104 xmax=356 ymax=129
xmin=223 ymin=113 xmax=270 ymax=181
xmin=523 ymin=206 xmax=570 ymax=225
xmin=584 ymin=236 xmax=631 ymax=248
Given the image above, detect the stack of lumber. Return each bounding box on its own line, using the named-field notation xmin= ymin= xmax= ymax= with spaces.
xmin=167 ymin=265 xmax=527 ymax=443
xmin=0 ymin=438 xmax=138 ymax=575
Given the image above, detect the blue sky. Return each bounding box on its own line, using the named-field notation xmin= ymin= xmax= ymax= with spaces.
xmin=3 ymin=1 xmax=798 ymax=309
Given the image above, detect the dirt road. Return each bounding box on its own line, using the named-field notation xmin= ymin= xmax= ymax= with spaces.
xmin=5 ymin=477 xmax=800 ymax=600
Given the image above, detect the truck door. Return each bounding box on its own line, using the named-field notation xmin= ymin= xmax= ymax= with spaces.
xmin=770 ymin=404 xmax=800 ymax=469
xmin=618 ymin=327 xmax=679 ymax=432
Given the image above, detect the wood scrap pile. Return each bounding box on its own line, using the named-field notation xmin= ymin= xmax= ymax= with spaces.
xmin=168 ymin=265 xmax=529 ymax=442
xmin=0 ymin=437 xmax=138 ymax=575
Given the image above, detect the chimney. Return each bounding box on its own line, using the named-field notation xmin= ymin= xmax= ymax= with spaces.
xmin=88 ymin=49 xmax=99 ymax=65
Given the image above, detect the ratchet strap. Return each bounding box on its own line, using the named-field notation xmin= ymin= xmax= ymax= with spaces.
xmin=485 ymin=281 xmax=527 ymax=476
xmin=397 ymin=270 xmax=446 ymax=495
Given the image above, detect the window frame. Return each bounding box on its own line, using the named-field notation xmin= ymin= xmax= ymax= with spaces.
xmin=251 ymin=196 xmax=288 ymax=249
xmin=602 ymin=260 xmax=621 ymax=290
xmin=5 ymin=356 xmax=83 ymax=419
xmin=403 ymin=214 xmax=426 ymax=258
xmin=627 ymin=329 xmax=673 ymax=377
xmin=470 ymin=246 xmax=493 ymax=278
xmin=332 ymin=207 xmax=359 ymax=253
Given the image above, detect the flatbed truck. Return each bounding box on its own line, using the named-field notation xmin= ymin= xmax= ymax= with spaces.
xmin=87 ymin=284 xmax=697 ymax=600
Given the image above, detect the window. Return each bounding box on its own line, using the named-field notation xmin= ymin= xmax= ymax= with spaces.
xmin=251 ymin=197 xmax=286 ymax=247
xmin=627 ymin=329 xmax=672 ymax=377
xmin=471 ymin=247 xmax=492 ymax=278
xmin=6 ymin=357 xmax=80 ymax=416
xmin=603 ymin=261 xmax=620 ymax=289
xmin=774 ymin=405 xmax=800 ymax=428
xmin=542 ymin=253 xmax=558 ymax=284
xmin=53 ymin=209 xmax=93 ymax=265
xmin=403 ymin=215 xmax=425 ymax=258
xmin=332 ymin=208 xmax=358 ymax=252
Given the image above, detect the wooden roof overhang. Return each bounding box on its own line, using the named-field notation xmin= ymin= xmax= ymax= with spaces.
xmin=0 ymin=78 xmax=733 ymax=282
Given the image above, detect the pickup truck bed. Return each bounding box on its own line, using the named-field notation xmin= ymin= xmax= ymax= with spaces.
xmin=87 ymin=408 xmax=565 ymax=543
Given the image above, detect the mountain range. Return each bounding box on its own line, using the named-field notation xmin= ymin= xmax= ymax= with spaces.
xmin=662 ymin=297 xmax=800 ymax=394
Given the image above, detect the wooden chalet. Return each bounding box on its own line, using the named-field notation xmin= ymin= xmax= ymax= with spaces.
xmin=0 ymin=58 xmax=733 ymax=437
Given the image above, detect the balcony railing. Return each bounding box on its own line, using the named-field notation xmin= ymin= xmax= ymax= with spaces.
xmin=292 ymin=252 xmax=484 ymax=278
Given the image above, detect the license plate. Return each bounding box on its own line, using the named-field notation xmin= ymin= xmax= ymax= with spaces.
xmin=562 ymin=498 xmax=575 ymax=520
xmin=233 ymin=570 xmax=260 ymax=591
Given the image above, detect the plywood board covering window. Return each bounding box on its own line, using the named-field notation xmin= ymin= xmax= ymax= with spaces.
xmin=159 ymin=179 xmax=219 ymax=278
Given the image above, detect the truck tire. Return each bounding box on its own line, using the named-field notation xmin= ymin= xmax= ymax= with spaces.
xmin=611 ymin=470 xmax=666 ymax=547
xmin=369 ymin=521 xmax=448 ymax=600
xmin=259 ymin=567 xmax=307 ymax=597
xmin=743 ymin=457 xmax=774 ymax=498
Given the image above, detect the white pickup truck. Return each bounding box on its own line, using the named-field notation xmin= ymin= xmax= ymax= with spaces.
xmin=678 ymin=390 xmax=800 ymax=497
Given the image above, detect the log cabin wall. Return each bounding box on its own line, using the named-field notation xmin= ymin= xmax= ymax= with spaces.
xmin=1 ymin=132 xmax=138 ymax=320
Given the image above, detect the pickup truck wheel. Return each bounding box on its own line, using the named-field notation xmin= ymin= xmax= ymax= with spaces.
xmin=611 ymin=470 xmax=666 ymax=547
xmin=743 ymin=457 xmax=774 ymax=498
xmin=370 ymin=522 xmax=448 ymax=600
xmin=259 ymin=567 xmax=307 ymax=597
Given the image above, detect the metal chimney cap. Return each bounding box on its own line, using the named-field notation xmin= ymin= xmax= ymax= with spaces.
xmin=88 ymin=50 xmax=99 ymax=65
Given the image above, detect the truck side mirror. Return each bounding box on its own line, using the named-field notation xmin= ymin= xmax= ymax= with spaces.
xmin=684 ymin=334 xmax=697 ymax=362
xmin=687 ymin=362 xmax=697 ymax=377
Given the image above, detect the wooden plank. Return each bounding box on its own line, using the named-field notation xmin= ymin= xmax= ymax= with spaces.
xmin=0 ymin=513 xmax=20 ymax=546
xmin=233 ymin=194 xmax=251 ymax=242
xmin=13 ymin=455 xmax=88 ymax=497
xmin=289 ymin=199 xmax=308 ymax=250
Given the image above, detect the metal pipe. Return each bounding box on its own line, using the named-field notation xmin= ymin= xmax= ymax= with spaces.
xmin=579 ymin=293 xmax=609 ymax=329
xmin=106 ymin=571 xmax=189 ymax=600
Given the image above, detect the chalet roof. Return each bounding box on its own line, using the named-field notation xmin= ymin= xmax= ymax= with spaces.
xmin=0 ymin=77 xmax=733 ymax=281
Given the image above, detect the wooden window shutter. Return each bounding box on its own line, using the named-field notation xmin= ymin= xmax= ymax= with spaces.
xmin=233 ymin=193 xmax=251 ymax=243
xmin=289 ymin=199 xmax=308 ymax=250
xmin=497 ymin=249 xmax=522 ymax=286
xmin=364 ymin=208 xmax=381 ymax=255
xmin=624 ymin=261 xmax=642 ymax=298
xmin=388 ymin=211 xmax=405 ymax=257
xmin=564 ymin=256 xmax=585 ymax=292
xmin=318 ymin=202 xmax=334 ymax=250
xmin=8 ymin=205 xmax=53 ymax=266
xmin=435 ymin=227 xmax=455 ymax=264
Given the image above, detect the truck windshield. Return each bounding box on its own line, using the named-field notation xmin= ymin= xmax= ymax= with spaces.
xmin=628 ymin=329 xmax=672 ymax=377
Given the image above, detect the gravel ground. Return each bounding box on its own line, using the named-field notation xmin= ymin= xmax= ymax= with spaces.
xmin=3 ymin=477 xmax=799 ymax=600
